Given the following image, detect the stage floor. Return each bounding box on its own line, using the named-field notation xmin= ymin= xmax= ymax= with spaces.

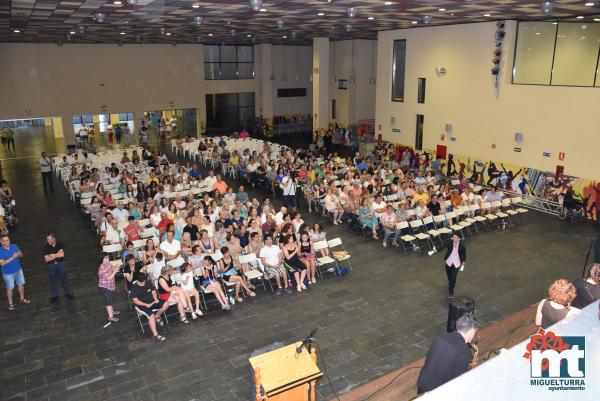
xmin=0 ymin=130 xmax=597 ymax=401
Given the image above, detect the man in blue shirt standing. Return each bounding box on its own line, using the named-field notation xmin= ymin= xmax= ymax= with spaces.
xmin=0 ymin=234 xmax=30 ymax=310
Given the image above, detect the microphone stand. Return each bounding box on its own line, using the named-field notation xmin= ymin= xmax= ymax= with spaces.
xmin=295 ymin=328 xmax=318 ymax=355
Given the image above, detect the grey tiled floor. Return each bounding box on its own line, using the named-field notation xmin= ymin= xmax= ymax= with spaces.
xmin=0 ymin=128 xmax=597 ymax=401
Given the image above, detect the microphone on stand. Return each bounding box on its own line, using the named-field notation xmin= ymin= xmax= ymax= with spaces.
xmin=296 ymin=328 xmax=318 ymax=354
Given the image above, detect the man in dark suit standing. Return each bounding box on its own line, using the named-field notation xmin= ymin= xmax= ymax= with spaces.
xmin=444 ymin=232 xmax=466 ymax=299
xmin=417 ymin=314 xmax=477 ymax=394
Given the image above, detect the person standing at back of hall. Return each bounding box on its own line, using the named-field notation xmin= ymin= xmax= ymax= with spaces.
xmin=6 ymin=128 xmax=15 ymax=152
xmin=444 ymin=232 xmax=466 ymax=299
xmin=43 ymin=233 xmax=73 ymax=302
xmin=39 ymin=152 xmax=53 ymax=192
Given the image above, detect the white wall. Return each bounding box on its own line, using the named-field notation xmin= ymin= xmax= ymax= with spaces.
xmin=329 ymin=39 xmax=377 ymax=126
xmin=375 ymin=21 xmax=600 ymax=179
xmin=270 ymin=45 xmax=313 ymax=116
xmin=0 ymin=42 xmax=315 ymax=144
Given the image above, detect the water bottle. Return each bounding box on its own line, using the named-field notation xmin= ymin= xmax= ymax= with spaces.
xmin=230 ymin=295 xmax=235 ymax=305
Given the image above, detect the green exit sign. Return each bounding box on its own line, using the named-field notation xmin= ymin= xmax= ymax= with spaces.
xmin=514 ymin=147 xmax=522 ymax=153
xmin=392 ymin=128 xmax=401 ymax=133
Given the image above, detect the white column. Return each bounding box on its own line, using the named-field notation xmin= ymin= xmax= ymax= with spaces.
xmin=312 ymin=37 xmax=330 ymax=131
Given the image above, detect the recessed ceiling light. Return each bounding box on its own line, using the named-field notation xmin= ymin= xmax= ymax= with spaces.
xmin=411 ymin=21 xmax=418 ymax=24
xmin=113 ymin=0 xmax=122 ymax=4
xmin=552 ymin=21 xmax=558 ymax=24
xmin=259 ymin=8 xmax=266 ymax=12
xmin=120 ymin=32 xmax=126 ymax=35
xmin=584 ymin=2 xmax=594 ymax=6
xmin=247 ymin=34 xmax=252 ymax=37
xmin=577 ymin=15 xmax=584 ymax=18
xmin=385 ymin=1 xmax=393 ymax=4
xmin=70 ymin=31 xmax=76 ymax=34
xmin=318 ymin=12 xmax=325 ymax=16
xmin=483 ymin=13 xmax=491 ymax=17
xmin=192 ymin=3 xmax=200 ymax=8
xmin=438 ymin=8 xmax=446 ymax=11
xmin=368 ymin=16 xmax=375 ymax=20
xmin=166 ymin=32 xmax=171 ymax=36
xmin=282 ymin=35 xmax=287 ymax=38
xmin=594 ymin=18 xmax=600 ymax=21
xmin=208 ymin=33 xmax=213 ymax=36
xmin=13 ymin=29 xmax=20 ymax=33
xmin=536 ymin=32 xmax=541 ymax=35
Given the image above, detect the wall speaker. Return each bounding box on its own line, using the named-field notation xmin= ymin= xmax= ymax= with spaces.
xmin=390 ymin=116 xmax=397 ymax=125
xmin=515 ymin=132 xmax=524 ymax=143
xmin=445 ymin=124 xmax=453 ymax=133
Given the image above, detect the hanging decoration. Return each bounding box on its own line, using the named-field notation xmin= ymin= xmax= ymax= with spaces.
xmin=369 ymin=40 xmax=376 ymax=85
xmin=295 ymin=47 xmax=300 ymax=82
xmin=281 ymin=46 xmax=287 ymax=81
xmin=491 ymin=21 xmax=505 ymax=90
xmin=349 ymin=40 xmax=356 ymax=84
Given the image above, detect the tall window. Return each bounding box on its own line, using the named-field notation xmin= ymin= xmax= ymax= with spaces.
xmin=417 ymin=78 xmax=426 ymax=104
xmin=204 ymin=45 xmax=254 ymax=80
xmin=513 ymin=21 xmax=600 ymax=87
xmin=392 ymin=40 xmax=406 ymax=102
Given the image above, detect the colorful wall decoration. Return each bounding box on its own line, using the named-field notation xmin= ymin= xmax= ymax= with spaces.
xmin=388 ymin=143 xmax=599 ymax=221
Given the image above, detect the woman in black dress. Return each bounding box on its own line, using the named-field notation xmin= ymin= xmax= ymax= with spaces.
xmin=282 ymin=234 xmax=308 ymax=292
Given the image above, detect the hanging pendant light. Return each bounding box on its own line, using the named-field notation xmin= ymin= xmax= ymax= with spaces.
xmin=281 ymin=45 xmax=287 ymax=81
xmin=248 ymin=0 xmax=263 ymax=12
xmin=349 ymin=40 xmax=356 ymax=84
xmin=369 ymin=40 xmax=376 ymax=85
xmin=332 ymin=41 xmax=337 ymax=83
xmin=295 ymin=47 xmax=301 ymax=82
xmin=269 ymin=45 xmax=275 ymax=81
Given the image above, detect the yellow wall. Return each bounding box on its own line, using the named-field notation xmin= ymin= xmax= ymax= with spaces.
xmin=376 ymin=20 xmax=600 ymax=181
xmin=51 ymin=117 xmax=63 ymax=138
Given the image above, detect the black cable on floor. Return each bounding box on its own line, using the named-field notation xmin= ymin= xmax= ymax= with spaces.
xmin=314 ymin=340 xmax=343 ymax=401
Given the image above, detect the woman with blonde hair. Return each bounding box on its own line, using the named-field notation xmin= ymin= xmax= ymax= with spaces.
xmin=535 ymin=279 xmax=579 ymax=329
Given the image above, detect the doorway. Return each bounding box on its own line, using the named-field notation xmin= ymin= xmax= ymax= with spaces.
xmin=205 ymin=92 xmax=255 ymax=135
xmin=145 ymin=109 xmax=197 ymax=138
xmin=415 ymin=114 xmax=424 ymax=151
xmin=0 ymin=117 xmax=64 ymax=156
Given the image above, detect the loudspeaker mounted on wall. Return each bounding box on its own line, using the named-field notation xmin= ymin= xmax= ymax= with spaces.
xmin=436 ymin=67 xmax=447 ymax=77
xmin=390 ymin=116 xmax=397 ymax=125
xmin=515 ymin=132 xmax=524 ymax=143
xmin=445 ymin=124 xmax=453 ymax=134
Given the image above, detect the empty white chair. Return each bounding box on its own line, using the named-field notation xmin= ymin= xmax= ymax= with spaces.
xmin=327 ymin=237 xmax=352 ymax=271
xmin=396 ymin=221 xmax=416 ymax=255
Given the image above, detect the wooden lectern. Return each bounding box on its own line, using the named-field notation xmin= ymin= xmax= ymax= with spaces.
xmin=249 ymin=342 xmax=323 ymax=401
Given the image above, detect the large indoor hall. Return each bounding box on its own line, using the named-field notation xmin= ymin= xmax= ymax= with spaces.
xmin=1 ymin=1 xmax=599 ymax=401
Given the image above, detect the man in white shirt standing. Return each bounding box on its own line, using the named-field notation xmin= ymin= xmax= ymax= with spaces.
xmin=39 ymin=152 xmax=54 ymax=192
xmin=280 ymin=176 xmax=297 ymax=214
xmin=259 ymin=235 xmax=291 ymax=295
